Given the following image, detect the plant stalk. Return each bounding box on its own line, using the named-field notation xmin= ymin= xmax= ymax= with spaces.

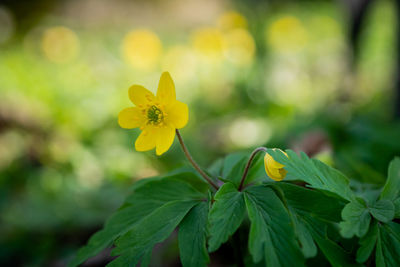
xmin=176 ymin=129 xmax=219 ymax=190
xmin=238 ymin=147 xmax=267 ymax=191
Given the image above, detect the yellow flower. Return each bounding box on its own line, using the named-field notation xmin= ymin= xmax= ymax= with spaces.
xmin=118 ymin=72 xmax=188 ymax=155
xmin=264 ymin=149 xmax=288 ymax=181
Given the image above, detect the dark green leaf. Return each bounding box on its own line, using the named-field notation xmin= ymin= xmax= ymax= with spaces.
xmin=376 ymin=222 xmax=400 ymax=267
xmin=291 ymin=213 xmax=317 ymax=258
xmin=208 ymin=182 xmax=246 ymax=252
xmin=277 ymin=182 xmax=346 ymax=222
xmin=112 ymin=200 xmax=198 ymax=257
xmin=394 ymin=198 xmax=400 ymax=218
xmin=69 ymin=176 xmax=206 ymax=267
xmin=302 ymin=215 xmax=360 ymax=267
xmin=244 ymin=185 xmax=305 ymax=266
xmin=267 ymin=149 xmax=354 ymax=201
xmin=369 ymin=199 xmax=395 ymax=223
xmin=246 ymin=153 xmax=269 ymax=185
xmin=126 ymin=176 xmax=207 ymax=204
xmin=69 ymin=202 xmax=157 ymax=267
xmin=279 ymin=183 xmax=358 ymax=266
xmin=221 ymin=153 xmax=247 ymax=178
xmin=339 ymin=199 xmax=371 ymax=238
xmin=139 ymin=247 xmax=153 ymax=267
xmin=223 ymin=153 xmax=247 ymax=186
xmin=380 ymin=157 xmax=400 ymax=201
xmin=208 ymin=157 xmax=224 ymax=177
xmin=106 ymin=246 xmax=153 ymax=267
xmin=356 ymin=222 xmax=378 ymax=263
xmin=179 ymin=201 xmax=210 ymax=267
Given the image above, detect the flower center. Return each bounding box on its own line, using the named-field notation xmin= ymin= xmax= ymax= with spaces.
xmin=147 ymin=105 xmax=164 ymax=125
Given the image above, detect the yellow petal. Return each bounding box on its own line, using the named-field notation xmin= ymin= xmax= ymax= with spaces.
xmin=129 ymin=85 xmax=155 ymax=107
xmin=165 ymin=100 xmax=189 ymax=129
xmin=118 ymin=107 xmax=145 ymax=129
xmin=156 ymin=72 xmax=176 ymax=105
xmin=156 ymin=126 xmax=175 ymax=155
xmin=135 ymin=126 xmax=157 ymax=152
xmin=264 ymin=153 xmax=283 ymax=168
xmin=265 ymin=165 xmax=285 ymax=181
xmin=264 ymin=153 xmax=286 ymax=181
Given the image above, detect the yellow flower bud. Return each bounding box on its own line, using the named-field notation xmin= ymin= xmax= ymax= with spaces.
xmin=264 ymin=149 xmax=288 ymax=181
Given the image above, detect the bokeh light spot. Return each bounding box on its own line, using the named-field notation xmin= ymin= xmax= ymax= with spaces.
xmin=267 ymin=16 xmax=308 ymax=52
xmin=191 ymin=27 xmax=224 ymax=61
xmin=41 ymin=26 xmax=80 ymax=63
xmin=223 ymin=28 xmax=255 ymax=66
xmin=122 ymin=29 xmax=162 ymax=70
xmin=217 ymin=11 xmax=247 ymax=31
xmin=228 ymin=118 xmax=272 ymax=148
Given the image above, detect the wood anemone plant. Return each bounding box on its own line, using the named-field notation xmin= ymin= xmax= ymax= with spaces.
xmin=69 ymin=73 xmax=400 ymax=267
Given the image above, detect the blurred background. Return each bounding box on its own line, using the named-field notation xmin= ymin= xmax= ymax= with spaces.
xmin=0 ymin=0 xmax=399 ymax=266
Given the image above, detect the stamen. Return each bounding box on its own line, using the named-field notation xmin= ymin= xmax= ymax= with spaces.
xmin=147 ymin=105 xmax=164 ymax=125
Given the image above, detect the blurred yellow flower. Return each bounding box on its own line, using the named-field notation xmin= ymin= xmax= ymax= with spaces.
xmin=41 ymin=26 xmax=79 ymax=63
xmin=223 ymin=28 xmax=255 ymax=65
xmin=217 ymin=11 xmax=247 ymax=31
xmin=118 ymin=72 xmax=188 ymax=155
xmin=267 ymin=15 xmax=308 ymax=52
xmin=122 ymin=29 xmax=162 ymax=70
xmin=264 ymin=149 xmax=288 ymax=181
xmin=191 ymin=27 xmax=224 ymax=60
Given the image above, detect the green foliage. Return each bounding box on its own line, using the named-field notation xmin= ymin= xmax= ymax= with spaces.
xmin=111 ymin=200 xmax=198 ymax=266
xmin=208 ymin=182 xmax=246 ymax=252
xmin=381 ymin=157 xmax=400 ymax=201
xmin=179 ymin=201 xmax=210 ymax=267
xmin=71 ymin=153 xmax=400 ymax=266
xmin=267 ymin=149 xmax=354 ymax=201
xmin=375 ymin=222 xmax=400 ymax=267
xmin=244 ymin=185 xmax=305 ymax=266
xmin=353 ymin=157 xmax=400 ymax=266
xmin=369 ymin=199 xmax=395 ymax=222
xmin=276 ymin=183 xmax=356 ymax=266
xmin=339 ymin=198 xmax=371 ymax=238
xmin=68 ymin=171 xmax=208 ymax=267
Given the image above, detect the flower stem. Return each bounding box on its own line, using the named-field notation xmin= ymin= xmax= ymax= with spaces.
xmin=238 ymin=147 xmax=267 ymax=191
xmin=176 ymin=129 xmax=219 ymax=190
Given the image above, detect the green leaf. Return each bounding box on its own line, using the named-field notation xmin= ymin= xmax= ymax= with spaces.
xmin=68 ymin=201 xmax=158 ymax=267
xmin=208 ymin=157 xmax=224 ymax=177
xmin=222 ymin=153 xmax=247 ymax=186
xmin=302 ymin=215 xmax=360 ymax=267
xmin=139 ymin=247 xmax=153 ymax=267
xmin=267 ymin=149 xmax=354 ymax=201
xmin=394 ymin=198 xmax=400 ymax=218
xmin=277 ymin=182 xmax=346 ymax=222
xmin=277 ymin=183 xmax=358 ymax=266
xmin=246 ymin=153 xmax=269 ymax=185
xmin=369 ymin=199 xmax=395 ymax=223
xmin=69 ymin=175 xmax=207 ymax=267
xmin=356 ymin=222 xmax=378 ymax=263
xmin=221 ymin=152 xmax=269 ymax=187
xmin=221 ymin=153 xmax=247 ymax=178
xmin=291 ymin=213 xmax=317 ymax=258
xmin=380 ymin=157 xmax=400 ymax=201
xmin=106 ymin=247 xmax=153 ymax=267
xmin=339 ymin=198 xmax=371 ymax=238
xmin=244 ymin=185 xmax=305 ymax=266
xmin=376 ymin=222 xmax=400 ymax=267
xmin=125 ymin=176 xmax=207 ymax=204
xmin=178 ymin=201 xmax=210 ymax=267
xmin=106 ymin=253 xmax=144 ymax=267
xmin=112 ymin=200 xmax=198 ymax=258
xmin=208 ymin=182 xmax=245 ymax=252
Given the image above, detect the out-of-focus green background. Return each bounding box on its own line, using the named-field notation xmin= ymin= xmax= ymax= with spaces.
xmin=0 ymin=0 xmax=399 ymax=266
